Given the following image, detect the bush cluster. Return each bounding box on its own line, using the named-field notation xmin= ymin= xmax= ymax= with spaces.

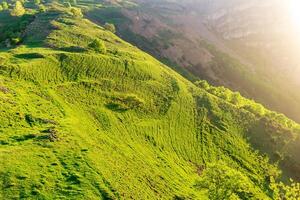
xmin=88 ymin=38 xmax=107 ymax=54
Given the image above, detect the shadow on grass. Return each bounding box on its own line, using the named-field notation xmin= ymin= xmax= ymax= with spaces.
xmin=105 ymin=103 xmax=128 ymax=113
xmin=10 ymin=134 xmax=37 ymax=142
xmin=14 ymin=53 xmax=45 ymax=59
xmin=59 ymin=46 xmax=87 ymax=53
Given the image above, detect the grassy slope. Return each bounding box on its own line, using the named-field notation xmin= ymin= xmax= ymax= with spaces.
xmin=0 ymin=4 xmax=300 ymax=199
xmin=85 ymin=4 xmax=300 ymax=124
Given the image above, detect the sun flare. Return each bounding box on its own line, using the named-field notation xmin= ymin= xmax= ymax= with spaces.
xmin=289 ymin=0 xmax=300 ymax=31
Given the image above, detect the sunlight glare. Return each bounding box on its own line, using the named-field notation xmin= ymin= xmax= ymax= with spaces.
xmin=289 ymin=0 xmax=300 ymax=31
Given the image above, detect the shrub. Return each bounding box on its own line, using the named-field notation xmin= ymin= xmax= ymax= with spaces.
xmin=195 ymin=162 xmax=268 ymax=199
xmin=70 ymin=7 xmax=83 ymax=18
xmin=88 ymin=39 xmax=107 ymax=54
xmin=270 ymin=177 xmax=300 ymax=200
xmin=34 ymin=0 xmax=40 ymax=5
xmin=10 ymin=1 xmax=25 ymax=17
xmin=195 ymin=80 xmax=210 ymax=90
xmin=104 ymin=23 xmax=116 ymax=33
xmin=38 ymin=4 xmax=46 ymax=12
xmin=106 ymin=94 xmax=144 ymax=112
xmin=2 ymin=1 xmax=8 ymax=10
xmin=231 ymin=92 xmax=242 ymax=105
xmin=11 ymin=37 xmax=22 ymax=45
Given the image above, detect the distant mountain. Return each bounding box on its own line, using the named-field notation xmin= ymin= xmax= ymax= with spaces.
xmin=88 ymin=0 xmax=300 ymax=123
xmin=1 ymin=1 xmax=300 ymax=199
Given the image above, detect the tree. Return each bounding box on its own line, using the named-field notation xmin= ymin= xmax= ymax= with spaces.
xmin=270 ymin=177 xmax=300 ymax=200
xmin=195 ymin=162 xmax=268 ymax=199
xmin=34 ymin=0 xmax=41 ymax=5
xmin=195 ymin=80 xmax=210 ymax=90
xmin=2 ymin=1 xmax=9 ymax=10
xmin=70 ymin=7 xmax=83 ymax=18
xmin=231 ymin=92 xmax=242 ymax=105
xmin=10 ymin=1 xmax=25 ymax=17
xmin=0 ymin=5 xmax=3 ymax=11
xmin=104 ymin=23 xmax=116 ymax=33
xmin=88 ymin=39 xmax=107 ymax=54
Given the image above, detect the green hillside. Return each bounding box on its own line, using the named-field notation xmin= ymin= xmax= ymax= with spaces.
xmin=0 ymin=2 xmax=300 ymax=199
xmin=84 ymin=1 xmax=300 ymax=124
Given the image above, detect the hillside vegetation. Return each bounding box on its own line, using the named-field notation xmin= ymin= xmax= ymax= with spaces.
xmin=85 ymin=0 xmax=300 ymax=124
xmin=0 ymin=2 xmax=300 ymax=199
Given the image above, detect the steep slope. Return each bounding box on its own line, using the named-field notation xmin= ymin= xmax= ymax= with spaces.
xmin=1 ymin=3 xmax=300 ymax=199
xmin=86 ymin=0 xmax=300 ymax=124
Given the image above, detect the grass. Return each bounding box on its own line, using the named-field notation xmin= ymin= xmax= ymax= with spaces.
xmin=85 ymin=2 xmax=300 ymax=125
xmin=0 ymin=2 xmax=300 ymax=199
